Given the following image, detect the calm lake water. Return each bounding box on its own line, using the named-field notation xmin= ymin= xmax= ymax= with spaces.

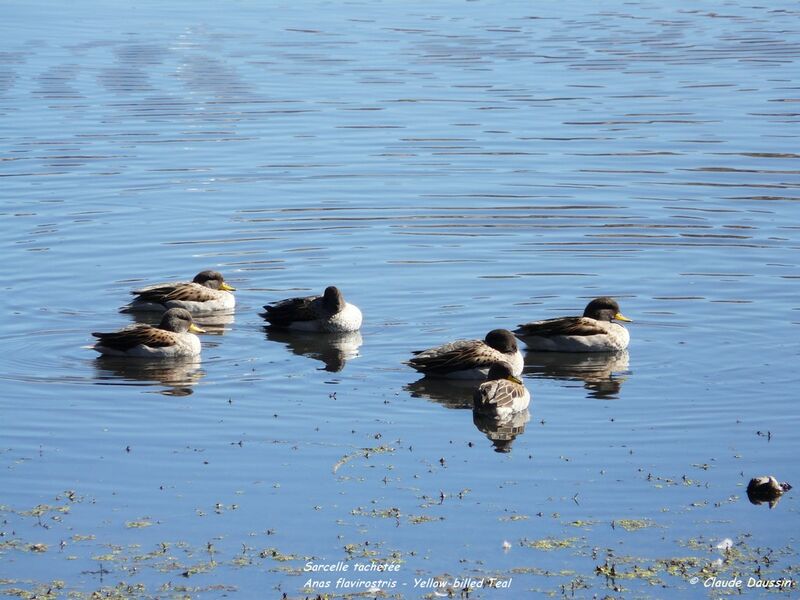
xmin=2 ymin=0 xmax=799 ymax=598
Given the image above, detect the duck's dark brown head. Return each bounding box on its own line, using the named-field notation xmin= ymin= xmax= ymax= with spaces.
xmin=322 ymin=286 xmax=345 ymax=313
xmin=486 ymin=361 xmax=522 ymax=384
xmin=484 ymin=329 xmax=518 ymax=353
xmin=193 ymin=270 xmax=235 ymax=291
xmin=160 ymin=308 xmax=205 ymax=334
xmin=583 ymin=297 xmax=631 ymax=323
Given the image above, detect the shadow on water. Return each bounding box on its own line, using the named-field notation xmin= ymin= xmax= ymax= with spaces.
xmin=523 ymin=350 xmax=630 ymax=400
xmin=406 ymin=377 xmax=531 ymax=453
xmin=93 ymin=356 xmax=204 ymax=396
xmin=264 ymin=328 xmax=362 ymax=372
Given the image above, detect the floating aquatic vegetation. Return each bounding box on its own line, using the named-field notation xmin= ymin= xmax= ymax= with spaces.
xmin=333 ymin=445 xmax=396 ymax=474
xmin=613 ymin=519 xmax=656 ymax=532
xmin=521 ymin=537 xmax=580 ymax=550
xmin=407 ymin=514 xmax=443 ymax=525
xmin=350 ymin=506 xmax=401 ymax=520
xmin=258 ymin=547 xmax=306 ymax=562
xmin=125 ymin=520 xmax=153 ymax=528
xmin=565 ymin=519 xmax=598 ymax=529
xmin=498 ymin=513 xmax=529 ymax=522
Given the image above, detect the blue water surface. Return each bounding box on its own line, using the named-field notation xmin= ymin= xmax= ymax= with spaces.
xmin=1 ymin=0 xmax=799 ymax=597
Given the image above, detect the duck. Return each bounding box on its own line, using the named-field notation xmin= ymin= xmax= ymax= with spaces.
xmin=473 ymin=362 xmax=531 ymax=421
xmin=747 ymin=476 xmax=792 ymax=508
xmin=514 ymin=297 xmax=632 ymax=352
xmin=92 ymin=308 xmax=205 ymax=358
xmin=408 ymin=329 xmax=523 ymax=379
xmin=124 ymin=270 xmax=236 ymax=314
xmin=261 ymin=286 xmax=362 ymax=333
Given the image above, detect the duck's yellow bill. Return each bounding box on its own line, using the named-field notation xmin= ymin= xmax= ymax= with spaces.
xmin=508 ymin=375 xmax=523 ymax=385
xmin=189 ymin=323 xmax=206 ymax=333
xmin=221 ymin=282 xmax=236 ymax=292
xmin=614 ymin=312 xmax=632 ymax=322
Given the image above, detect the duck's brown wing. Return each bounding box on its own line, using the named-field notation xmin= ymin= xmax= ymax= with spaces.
xmin=409 ymin=339 xmax=495 ymax=374
xmin=474 ymin=380 xmax=525 ymax=410
xmin=134 ymin=283 xmax=217 ymax=304
xmin=514 ymin=316 xmax=606 ymax=338
xmin=262 ymin=295 xmax=321 ymax=326
xmin=92 ymin=325 xmax=176 ymax=351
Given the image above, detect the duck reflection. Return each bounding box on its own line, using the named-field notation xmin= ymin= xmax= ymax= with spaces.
xmin=265 ymin=328 xmax=362 ymax=372
xmin=406 ymin=377 xmax=531 ymax=453
xmin=405 ymin=377 xmax=475 ymax=409
xmin=473 ymin=409 xmax=531 ymax=454
xmin=123 ymin=309 xmax=235 ymax=335
xmin=523 ymin=350 xmax=630 ymax=400
xmin=93 ymin=356 xmax=204 ymax=396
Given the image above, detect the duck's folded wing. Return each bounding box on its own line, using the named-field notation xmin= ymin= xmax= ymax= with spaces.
xmin=132 ymin=279 xmax=182 ymax=292
xmin=515 ymin=316 xmax=606 ymax=338
xmin=474 ymin=380 xmax=521 ymax=409
xmin=133 ymin=282 xmax=218 ymax=304
xmin=92 ymin=325 xmax=175 ymax=351
xmin=262 ymin=295 xmax=320 ymax=325
xmin=132 ymin=283 xmax=177 ymax=303
xmin=163 ymin=283 xmax=219 ymax=302
xmin=409 ymin=339 xmax=492 ymax=372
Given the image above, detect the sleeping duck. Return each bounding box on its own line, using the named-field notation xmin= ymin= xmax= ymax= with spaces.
xmin=473 ymin=361 xmax=531 ymax=421
xmin=261 ymin=286 xmax=362 ymax=333
xmin=408 ymin=329 xmax=523 ymax=379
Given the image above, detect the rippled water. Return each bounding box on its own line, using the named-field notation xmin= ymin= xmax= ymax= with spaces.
xmin=2 ymin=0 xmax=799 ymax=598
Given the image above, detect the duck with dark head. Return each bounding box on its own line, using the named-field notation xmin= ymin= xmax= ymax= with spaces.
xmin=262 ymin=286 xmax=362 ymax=333
xmin=514 ymin=297 xmax=632 ymax=352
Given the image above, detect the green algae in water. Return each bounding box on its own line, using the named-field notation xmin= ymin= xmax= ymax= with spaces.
xmin=258 ymin=547 xmax=307 ymax=562
xmin=499 ymin=514 xmax=529 ymax=522
xmin=333 ymin=445 xmax=395 ymax=474
xmin=19 ymin=504 xmax=70 ymax=518
xmin=350 ymin=506 xmax=401 ymax=519
xmin=407 ymin=514 xmax=443 ymax=525
xmin=566 ymin=519 xmax=598 ymax=529
xmin=521 ymin=537 xmax=580 ymax=550
xmin=0 ymin=581 xmax=64 ymax=600
xmin=614 ymin=519 xmax=655 ymax=532
xmin=511 ymin=567 xmax=577 ymax=577
xmin=180 ymin=561 xmax=217 ymax=577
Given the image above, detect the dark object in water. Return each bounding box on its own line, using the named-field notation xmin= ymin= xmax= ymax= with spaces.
xmin=746 ymin=476 xmax=792 ymax=508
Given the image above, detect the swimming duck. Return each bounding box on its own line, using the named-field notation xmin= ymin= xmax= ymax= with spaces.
xmin=473 ymin=362 xmax=531 ymax=421
xmin=261 ymin=286 xmax=362 ymax=333
xmin=92 ymin=308 xmax=205 ymax=358
xmin=125 ymin=270 xmax=236 ymax=314
xmin=408 ymin=329 xmax=523 ymax=379
xmin=514 ymin=297 xmax=632 ymax=352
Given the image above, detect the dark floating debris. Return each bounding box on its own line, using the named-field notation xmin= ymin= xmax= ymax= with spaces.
xmin=746 ymin=476 xmax=792 ymax=508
